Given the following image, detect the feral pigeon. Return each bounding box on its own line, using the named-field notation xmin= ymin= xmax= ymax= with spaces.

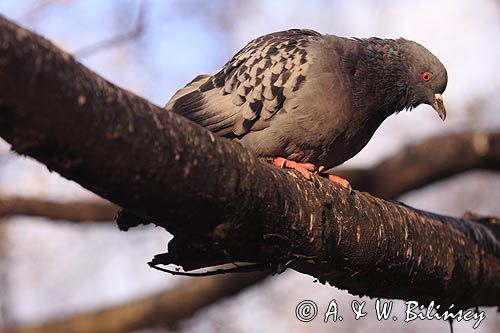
xmin=165 ymin=29 xmax=447 ymax=185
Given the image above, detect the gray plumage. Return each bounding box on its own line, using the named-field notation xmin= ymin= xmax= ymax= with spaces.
xmin=165 ymin=29 xmax=448 ymax=169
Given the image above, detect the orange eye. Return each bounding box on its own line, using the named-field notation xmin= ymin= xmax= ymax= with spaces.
xmin=421 ymin=72 xmax=432 ymax=82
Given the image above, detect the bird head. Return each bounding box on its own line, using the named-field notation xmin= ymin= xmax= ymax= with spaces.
xmin=398 ymin=40 xmax=448 ymax=120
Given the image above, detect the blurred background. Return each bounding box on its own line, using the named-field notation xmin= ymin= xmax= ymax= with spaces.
xmin=0 ymin=0 xmax=499 ymax=332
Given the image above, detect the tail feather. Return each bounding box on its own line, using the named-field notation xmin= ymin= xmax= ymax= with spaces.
xmin=165 ymin=74 xmax=210 ymax=112
xmin=165 ymin=74 xmax=241 ymax=137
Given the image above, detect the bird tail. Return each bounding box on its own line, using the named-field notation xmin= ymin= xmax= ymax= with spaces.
xmin=164 ymin=74 xmax=210 ymax=112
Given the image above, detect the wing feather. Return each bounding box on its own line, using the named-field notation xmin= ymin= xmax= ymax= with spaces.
xmin=166 ymin=29 xmax=321 ymax=137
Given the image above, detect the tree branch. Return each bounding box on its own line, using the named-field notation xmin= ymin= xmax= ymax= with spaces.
xmin=3 ymin=132 xmax=500 ymax=331
xmin=2 ymin=131 xmax=499 ymax=331
xmin=73 ymin=0 xmax=146 ymax=58
xmin=1 ymin=272 xmax=268 ymax=333
xmin=0 ymin=197 xmax=116 ymax=222
xmin=337 ymin=131 xmax=500 ymax=199
xmin=2 ymin=129 xmax=500 ymax=223
xmin=0 ymin=13 xmax=499 ymax=315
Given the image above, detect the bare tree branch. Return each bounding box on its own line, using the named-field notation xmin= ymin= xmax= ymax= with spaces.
xmin=0 ymin=13 xmax=498 ymax=320
xmin=73 ymin=0 xmax=146 ymax=58
xmin=20 ymin=0 xmax=69 ymax=23
xmin=1 ymin=130 xmax=499 ymax=331
xmin=2 ymin=131 xmax=499 ymax=331
xmin=0 ymin=197 xmax=116 ymax=222
xmin=1 ymin=272 xmax=267 ymax=333
xmin=2 ymin=129 xmax=500 ymax=222
xmin=337 ymin=131 xmax=500 ymax=199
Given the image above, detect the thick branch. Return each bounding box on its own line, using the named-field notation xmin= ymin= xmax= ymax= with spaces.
xmin=4 ymin=135 xmax=500 ymax=331
xmin=0 ymin=14 xmax=499 ymax=313
xmin=4 ymin=129 xmax=500 ymax=222
xmin=3 ymin=133 xmax=499 ymax=331
xmin=3 ymin=130 xmax=500 ymax=223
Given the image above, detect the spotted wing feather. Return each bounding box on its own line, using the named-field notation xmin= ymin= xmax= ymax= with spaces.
xmin=166 ymin=29 xmax=321 ymax=137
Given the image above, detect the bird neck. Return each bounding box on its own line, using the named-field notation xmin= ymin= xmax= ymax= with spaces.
xmin=347 ymin=38 xmax=412 ymax=119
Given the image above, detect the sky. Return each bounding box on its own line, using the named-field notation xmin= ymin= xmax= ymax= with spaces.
xmin=0 ymin=1 xmax=499 ymax=332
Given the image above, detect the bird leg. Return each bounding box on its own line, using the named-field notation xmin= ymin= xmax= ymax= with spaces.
xmin=271 ymin=157 xmax=351 ymax=189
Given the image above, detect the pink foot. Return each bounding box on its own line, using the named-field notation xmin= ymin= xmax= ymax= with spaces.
xmin=272 ymin=157 xmax=316 ymax=179
xmin=271 ymin=157 xmax=351 ymax=189
xmin=327 ymin=174 xmax=352 ymax=190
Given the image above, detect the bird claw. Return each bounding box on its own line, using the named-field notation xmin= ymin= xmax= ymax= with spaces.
xmin=271 ymin=158 xmax=351 ymax=190
xmin=326 ymin=174 xmax=352 ymax=191
xmin=272 ymin=157 xmax=314 ymax=179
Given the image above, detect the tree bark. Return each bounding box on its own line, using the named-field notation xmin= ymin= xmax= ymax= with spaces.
xmin=2 ymin=129 xmax=500 ymax=222
xmin=3 ymin=132 xmax=500 ymax=331
xmin=2 ymin=131 xmax=500 ymax=332
xmin=0 ymin=13 xmax=499 ymax=314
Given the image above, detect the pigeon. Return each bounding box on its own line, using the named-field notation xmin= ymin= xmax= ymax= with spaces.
xmin=165 ymin=29 xmax=448 ymax=187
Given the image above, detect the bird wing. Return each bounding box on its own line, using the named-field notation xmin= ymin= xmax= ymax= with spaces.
xmin=165 ymin=29 xmax=322 ymax=137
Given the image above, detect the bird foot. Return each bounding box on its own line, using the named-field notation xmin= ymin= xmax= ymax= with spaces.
xmin=326 ymin=173 xmax=352 ymax=191
xmin=271 ymin=157 xmax=351 ymax=190
xmin=271 ymin=157 xmax=315 ymax=180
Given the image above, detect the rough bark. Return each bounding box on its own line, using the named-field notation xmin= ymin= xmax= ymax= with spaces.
xmin=2 ymin=130 xmax=500 ymax=222
xmin=0 ymin=13 xmax=499 ymax=316
xmin=3 ymin=133 xmax=500 ymax=332
xmin=2 ymin=131 xmax=500 ymax=332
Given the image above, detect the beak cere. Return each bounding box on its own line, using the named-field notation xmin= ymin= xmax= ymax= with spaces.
xmin=432 ymin=93 xmax=446 ymax=121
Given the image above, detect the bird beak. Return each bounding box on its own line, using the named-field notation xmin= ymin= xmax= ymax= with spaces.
xmin=431 ymin=93 xmax=446 ymax=121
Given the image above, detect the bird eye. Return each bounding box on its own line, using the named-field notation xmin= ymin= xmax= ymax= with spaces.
xmin=421 ymin=72 xmax=432 ymax=82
